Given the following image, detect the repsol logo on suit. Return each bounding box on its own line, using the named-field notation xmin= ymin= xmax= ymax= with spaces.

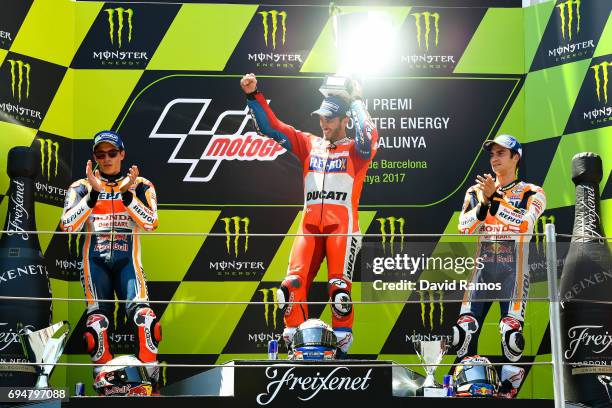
xmin=98 ymin=192 xmax=121 ymax=200
xmin=497 ymin=210 xmax=522 ymax=225
xmin=306 ymin=190 xmax=348 ymax=202
xmin=308 ymin=156 xmax=348 ymax=173
xmin=133 ymin=206 xmax=155 ymax=223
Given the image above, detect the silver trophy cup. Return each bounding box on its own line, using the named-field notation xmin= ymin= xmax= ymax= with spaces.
xmin=19 ymin=321 xmax=71 ymax=388
xmin=319 ymin=75 xmax=353 ymax=100
xmin=413 ymin=339 xmax=449 ymax=389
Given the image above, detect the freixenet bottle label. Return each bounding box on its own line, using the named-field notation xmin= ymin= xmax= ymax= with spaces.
xmin=560 ymin=152 xmax=612 ymax=408
xmin=0 ymin=146 xmax=52 ymax=386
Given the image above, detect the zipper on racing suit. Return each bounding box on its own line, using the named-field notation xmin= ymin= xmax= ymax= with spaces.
xmin=320 ymin=142 xmax=336 ymax=225
xmin=109 ymin=184 xmax=116 ymax=262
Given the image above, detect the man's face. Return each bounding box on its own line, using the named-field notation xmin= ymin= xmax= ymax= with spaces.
xmin=93 ymin=142 xmax=124 ymax=175
xmin=319 ymin=115 xmax=347 ymax=141
xmin=489 ymin=144 xmax=518 ymax=176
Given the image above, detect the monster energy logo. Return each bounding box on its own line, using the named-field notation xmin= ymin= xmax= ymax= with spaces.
xmin=418 ymin=289 xmax=444 ymax=330
xmin=113 ymin=300 xmax=125 ymax=329
xmin=377 ymin=216 xmax=405 ymax=255
xmin=37 ymin=138 xmax=59 ymax=180
xmin=412 ymin=11 xmax=439 ymax=50
xmin=259 ymin=10 xmax=287 ymax=49
xmin=556 ymin=0 xmax=581 ymax=41
xmin=8 ymin=59 xmax=30 ymax=102
xmin=259 ymin=287 xmax=278 ymax=329
xmin=105 ymin=7 xmax=133 ymax=48
xmin=534 ymin=214 xmax=555 ymax=253
xmin=591 ymin=62 xmax=611 ymax=104
xmin=222 ymin=216 xmax=250 ymax=257
xmin=160 ymin=361 xmax=168 ymax=388
xmin=68 ymin=234 xmax=82 ymax=258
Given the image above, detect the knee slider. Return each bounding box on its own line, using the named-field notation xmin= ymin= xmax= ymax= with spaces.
xmin=500 ymin=317 xmax=524 ymax=362
xmin=83 ymin=313 xmax=113 ymax=364
xmin=133 ymin=307 xmax=162 ymax=362
xmin=452 ymin=314 xmax=479 ymax=358
xmin=278 ymin=275 xmax=302 ymax=314
xmin=501 ymin=364 xmax=526 ymax=389
xmin=282 ymin=327 xmax=297 ymax=349
xmin=334 ymin=329 xmax=354 ymax=353
xmin=328 ymin=278 xmax=352 ymax=317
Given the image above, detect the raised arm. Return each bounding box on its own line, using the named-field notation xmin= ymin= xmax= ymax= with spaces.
xmin=61 ymin=180 xmax=95 ymax=232
xmin=241 ymin=73 xmax=310 ymax=161
xmin=350 ymin=98 xmax=378 ymax=160
xmin=489 ymin=185 xmax=546 ymax=233
xmin=458 ymin=186 xmax=488 ymax=234
xmin=122 ymin=178 xmax=159 ymax=232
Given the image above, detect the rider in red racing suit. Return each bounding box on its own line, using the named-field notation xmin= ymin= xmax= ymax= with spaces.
xmin=241 ymin=74 xmax=378 ymax=355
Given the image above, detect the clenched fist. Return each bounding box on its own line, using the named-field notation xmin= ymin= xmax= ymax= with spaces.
xmin=240 ymin=73 xmax=257 ymax=94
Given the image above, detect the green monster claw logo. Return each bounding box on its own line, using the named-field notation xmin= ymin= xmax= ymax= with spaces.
xmin=105 ymin=7 xmax=133 ymax=48
xmin=418 ymin=289 xmax=444 ymax=330
xmin=8 ymin=59 xmax=30 ymax=102
xmin=221 ymin=216 xmax=250 ymax=257
xmin=534 ymin=214 xmax=555 ymax=254
xmin=68 ymin=234 xmax=82 ymax=258
xmin=411 ymin=11 xmax=440 ymax=51
xmin=114 ymin=302 xmax=119 ymax=329
xmin=160 ymin=361 xmax=168 ymax=387
xmin=556 ymin=0 xmax=581 ymax=41
xmin=37 ymin=138 xmax=59 ymax=181
xmin=591 ymin=62 xmax=611 ymax=104
xmin=376 ymin=216 xmax=405 ymax=255
xmin=113 ymin=300 xmax=127 ymax=330
xmin=258 ymin=10 xmax=287 ymax=50
xmin=259 ymin=287 xmax=279 ymax=329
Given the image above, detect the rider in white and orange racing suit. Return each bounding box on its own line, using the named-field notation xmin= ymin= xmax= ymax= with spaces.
xmin=453 ymin=134 xmax=546 ymax=396
xmin=60 ymin=131 xmax=161 ymax=382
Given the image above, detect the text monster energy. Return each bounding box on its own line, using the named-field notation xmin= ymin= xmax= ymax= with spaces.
xmin=412 ymin=11 xmax=439 ymax=50
xmin=259 ymin=10 xmax=287 ymax=49
xmin=556 ymin=0 xmax=581 ymax=41
xmin=259 ymin=287 xmax=278 ymax=329
xmin=8 ymin=60 xmax=30 ymax=102
xmin=418 ymin=289 xmax=444 ymax=330
xmin=591 ymin=62 xmax=611 ymax=104
xmin=37 ymin=138 xmax=59 ymax=181
xmin=105 ymin=7 xmax=133 ymax=48
xmin=377 ymin=217 xmax=405 ymax=255
xmin=222 ymin=216 xmax=250 ymax=257
xmin=0 ymin=31 xmax=12 ymax=41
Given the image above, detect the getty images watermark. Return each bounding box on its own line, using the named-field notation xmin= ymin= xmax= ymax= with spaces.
xmin=369 ymin=253 xmax=503 ymax=291
xmin=357 ymin=239 xmax=532 ymax=297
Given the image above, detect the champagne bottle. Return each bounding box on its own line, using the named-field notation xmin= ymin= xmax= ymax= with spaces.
xmin=0 ymin=146 xmax=52 ymax=386
xmin=559 ymin=152 xmax=612 ymax=407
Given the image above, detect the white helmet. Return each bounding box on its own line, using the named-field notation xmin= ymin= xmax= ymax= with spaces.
xmin=93 ymin=355 xmax=152 ymax=396
xmin=291 ymin=319 xmax=337 ymax=360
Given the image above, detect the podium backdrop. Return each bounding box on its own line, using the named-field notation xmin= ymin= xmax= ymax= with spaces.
xmin=0 ymin=0 xmax=610 ymax=397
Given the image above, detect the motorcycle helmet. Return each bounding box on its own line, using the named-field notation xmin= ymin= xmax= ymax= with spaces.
xmin=291 ymin=319 xmax=337 ymax=360
xmin=93 ymin=355 xmax=152 ymax=396
xmin=453 ymin=355 xmax=500 ymax=397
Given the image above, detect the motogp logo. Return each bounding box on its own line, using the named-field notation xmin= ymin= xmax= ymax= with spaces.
xmin=149 ymin=98 xmax=286 ymax=182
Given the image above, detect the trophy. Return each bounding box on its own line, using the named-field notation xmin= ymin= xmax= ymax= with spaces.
xmin=19 ymin=321 xmax=71 ymax=388
xmin=413 ymin=339 xmax=449 ymax=392
xmin=598 ymin=375 xmax=612 ymax=403
xmin=319 ymin=75 xmax=354 ymax=100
